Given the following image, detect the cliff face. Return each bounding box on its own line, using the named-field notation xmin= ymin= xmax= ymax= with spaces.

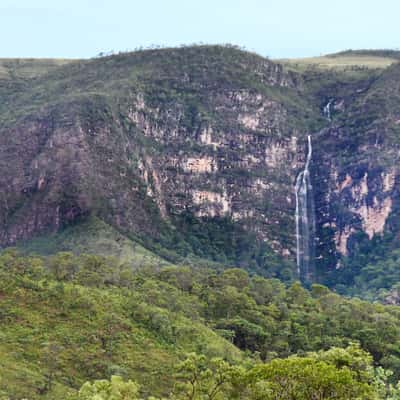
xmin=1 ymin=46 xmax=400 ymax=278
xmin=311 ymin=63 xmax=400 ymax=273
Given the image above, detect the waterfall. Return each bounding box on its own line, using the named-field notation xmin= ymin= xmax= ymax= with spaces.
xmin=295 ymin=135 xmax=316 ymax=284
xmin=323 ymin=100 xmax=332 ymax=120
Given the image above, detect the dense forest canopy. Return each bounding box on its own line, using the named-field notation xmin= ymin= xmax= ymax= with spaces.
xmin=1 ymin=249 xmax=400 ymax=399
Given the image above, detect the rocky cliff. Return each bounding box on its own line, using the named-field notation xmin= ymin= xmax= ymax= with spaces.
xmin=310 ymin=62 xmax=400 ymax=278
xmin=1 ymin=46 xmax=399 ymax=282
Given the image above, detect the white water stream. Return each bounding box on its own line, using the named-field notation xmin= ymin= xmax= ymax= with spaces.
xmin=295 ymin=135 xmax=316 ymax=283
xmin=323 ymin=100 xmax=332 ymax=120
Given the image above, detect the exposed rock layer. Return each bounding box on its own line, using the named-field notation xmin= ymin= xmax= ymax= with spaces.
xmin=1 ymin=46 xmax=400 ymax=274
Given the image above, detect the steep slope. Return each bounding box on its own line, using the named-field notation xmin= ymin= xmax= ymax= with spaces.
xmin=0 ymin=251 xmax=242 ymax=399
xmin=18 ymin=216 xmax=170 ymax=267
xmin=1 ymin=45 xmax=400 ymax=287
xmin=309 ymin=62 xmax=400 ymax=284
xmin=0 ymin=46 xmax=323 ymax=277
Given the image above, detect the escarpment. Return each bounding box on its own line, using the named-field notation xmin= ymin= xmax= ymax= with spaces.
xmin=1 ymin=46 xmax=400 ymax=281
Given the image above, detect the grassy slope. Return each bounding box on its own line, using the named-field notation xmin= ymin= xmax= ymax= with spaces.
xmin=16 ymin=217 xmax=230 ymax=275
xmin=0 ymin=58 xmax=75 ymax=79
xmin=278 ymin=49 xmax=399 ymax=74
xmin=280 ymin=55 xmax=397 ymax=71
xmin=18 ymin=217 xmax=171 ymax=267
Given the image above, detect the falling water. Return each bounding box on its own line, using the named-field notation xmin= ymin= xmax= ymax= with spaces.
xmin=295 ymin=135 xmax=316 ymax=284
xmin=323 ymin=100 xmax=332 ymax=120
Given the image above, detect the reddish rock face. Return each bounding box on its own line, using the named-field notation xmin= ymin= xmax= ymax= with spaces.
xmin=1 ymin=46 xmax=400 ymax=276
xmin=0 ymin=48 xmax=305 ymax=266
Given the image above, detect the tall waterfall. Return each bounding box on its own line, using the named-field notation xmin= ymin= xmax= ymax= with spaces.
xmin=295 ymin=135 xmax=316 ymax=284
xmin=323 ymin=100 xmax=332 ymax=120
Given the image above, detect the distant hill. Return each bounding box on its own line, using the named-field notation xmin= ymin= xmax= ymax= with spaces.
xmin=327 ymin=49 xmax=400 ymax=59
xmin=279 ymin=49 xmax=399 ymax=71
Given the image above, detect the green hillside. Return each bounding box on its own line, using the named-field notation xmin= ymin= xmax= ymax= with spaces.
xmin=18 ymin=217 xmax=171 ymax=267
xmin=0 ymin=58 xmax=74 ymax=80
xmin=2 ymin=250 xmax=400 ymax=398
xmin=0 ymin=250 xmax=242 ymax=399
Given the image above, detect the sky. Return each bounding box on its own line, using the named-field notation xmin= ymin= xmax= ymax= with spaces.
xmin=1 ymin=0 xmax=399 ymax=59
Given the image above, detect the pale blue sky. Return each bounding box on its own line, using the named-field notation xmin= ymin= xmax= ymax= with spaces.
xmin=1 ymin=0 xmax=399 ymax=59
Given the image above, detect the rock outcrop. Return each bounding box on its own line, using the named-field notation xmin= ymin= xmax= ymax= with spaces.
xmin=1 ymin=46 xmax=399 ymax=277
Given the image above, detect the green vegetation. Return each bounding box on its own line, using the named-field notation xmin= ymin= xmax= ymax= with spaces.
xmin=328 ymin=49 xmax=400 ymax=60
xmin=351 ymin=249 xmax=400 ymax=301
xmin=76 ymin=346 xmax=400 ymax=399
xmin=167 ymin=212 xmax=295 ymax=280
xmin=18 ymin=215 xmax=295 ymax=284
xmin=279 ymin=51 xmax=398 ymax=72
xmin=326 ymin=237 xmax=400 ymax=302
xmin=0 ymin=249 xmax=242 ymax=399
xmin=0 ymin=45 xmax=313 ymax=130
xmin=0 ymin=58 xmax=74 ymax=80
xmin=18 ymin=217 xmax=170 ymax=267
xmin=2 ymin=249 xmax=400 ymax=398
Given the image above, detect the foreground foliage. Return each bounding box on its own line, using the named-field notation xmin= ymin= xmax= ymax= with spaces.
xmin=76 ymin=346 xmax=400 ymax=399
xmin=2 ymin=249 xmax=400 ymax=398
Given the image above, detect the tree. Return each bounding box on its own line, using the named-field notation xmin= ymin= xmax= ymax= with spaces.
xmin=78 ymin=375 xmax=140 ymax=400
xmin=247 ymin=357 xmax=375 ymax=400
xmin=76 ymin=255 xmax=111 ymax=287
xmin=48 ymin=252 xmax=78 ymax=281
xmin=312 ymin=342 xmax=375 ymax=383
xmin=173 ymin=353 xmax=243 ymax=400
xmin=220 ymin=269 xmax=249 ymax=290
